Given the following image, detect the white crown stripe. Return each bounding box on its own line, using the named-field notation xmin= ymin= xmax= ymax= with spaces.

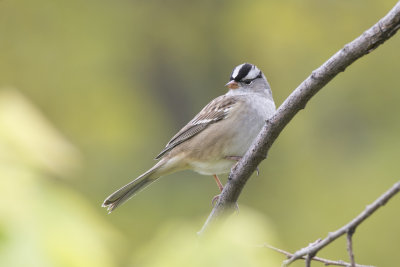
xmin=244 ymin=66 xmax=260 ymax=80
xmin=231 ymin=63 xmax=246 ymax=79
xmin=231 ymin=63 xmax=261 ymax=81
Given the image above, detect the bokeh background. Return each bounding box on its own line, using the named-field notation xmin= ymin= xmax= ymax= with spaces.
xmin=1 ymin=0 xmax=400 ymax=266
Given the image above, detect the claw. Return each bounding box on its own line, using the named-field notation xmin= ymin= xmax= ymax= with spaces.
xmin=212 ymin=194 xmax=220 ymax=206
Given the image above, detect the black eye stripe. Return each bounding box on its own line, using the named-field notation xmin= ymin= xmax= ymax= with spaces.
xmin=241 ymin=71 xmax=262 ymax=84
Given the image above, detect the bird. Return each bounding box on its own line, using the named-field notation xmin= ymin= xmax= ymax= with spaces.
xmin=102 ymin=63 xmax=276 ymax=213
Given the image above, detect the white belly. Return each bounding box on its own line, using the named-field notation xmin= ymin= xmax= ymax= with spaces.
xmin=190 ymin=159 xmax=235 ymax=175
xmin=189 ymin=94 xmax=275 ymax=176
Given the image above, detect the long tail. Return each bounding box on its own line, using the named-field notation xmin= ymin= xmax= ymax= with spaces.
xmin=102 ymin=163 xmax=162 ymax=213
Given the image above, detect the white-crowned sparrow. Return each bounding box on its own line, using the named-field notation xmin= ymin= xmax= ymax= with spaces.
xmin=102 ymin=63 xmax=276 ymax=212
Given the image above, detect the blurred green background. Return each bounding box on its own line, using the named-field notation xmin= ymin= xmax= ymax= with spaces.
xmin=1 ymin=0 xmax=400 ymax=266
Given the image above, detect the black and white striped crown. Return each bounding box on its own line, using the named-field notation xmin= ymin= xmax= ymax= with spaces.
xmin=229 ymin=63 xmax=262 ymax=82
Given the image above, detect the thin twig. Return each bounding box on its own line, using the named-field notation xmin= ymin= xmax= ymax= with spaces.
xmin=347 ymin=228 xmax=356 ymax=267
xmin=283 ymin=181 xmax=400 ymax=266
xmin=264 ymin=244 xmax=374 ymax=267
xmin=305 ymin=254 xmax=312 ymax=267
xmin=198 ymin=1 xmax=400 ymax=235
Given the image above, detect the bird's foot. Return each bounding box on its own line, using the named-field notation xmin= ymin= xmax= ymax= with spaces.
xmin=212 ymin=194 xmax=220 ymax=206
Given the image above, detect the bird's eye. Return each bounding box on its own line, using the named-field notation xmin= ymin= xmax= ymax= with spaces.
xmin=243 ymin=80 xmax=252 ymax=85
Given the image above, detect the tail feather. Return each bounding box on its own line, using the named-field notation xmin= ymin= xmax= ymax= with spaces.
xmin=102 ymin=166 xmax=159 ymax=213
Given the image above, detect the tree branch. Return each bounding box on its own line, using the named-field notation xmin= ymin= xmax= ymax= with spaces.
xmin=282 ymin=181 xmax=400 ymax=266
xmin=263 ymin=244 xmax=374 ymax=267
xmin=198 ymin=1 xmax=400 ymax=235
xmin=346 ymin=228 xmax=356 ymax=267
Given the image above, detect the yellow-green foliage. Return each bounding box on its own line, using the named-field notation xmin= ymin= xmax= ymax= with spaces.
xmin=0 ymin=1 xmax=400 ymax=266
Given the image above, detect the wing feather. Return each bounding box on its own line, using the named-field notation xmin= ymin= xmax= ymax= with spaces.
xmin=155 ymin=95 xmax=239 ymax=159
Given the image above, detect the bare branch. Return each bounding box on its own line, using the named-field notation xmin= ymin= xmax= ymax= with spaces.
xmin=282 ymin=181 xmax=400 ymax=266
xmin=264 ymin=244 xmax=374 ymax=267
xmin=305 ymin=254 xmax=312 ymax=267
xmin=199 ymin=1 xmax=400 ymax=235
xmin=347 ymin=228 xmax=356 ymax=267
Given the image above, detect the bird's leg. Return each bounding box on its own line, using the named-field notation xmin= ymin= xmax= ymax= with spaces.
xmin=211 ymin=174 xmax=239 ymax=212
xmin=225 ymin=156 xmax=259 ymax=175
xmin=212 ymin=174 xmax=224 ymax=206
xmin=213 ymin=174 xmax=224 ymax=192
xmin=225 ymin=156 xmax=242 ymax=162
